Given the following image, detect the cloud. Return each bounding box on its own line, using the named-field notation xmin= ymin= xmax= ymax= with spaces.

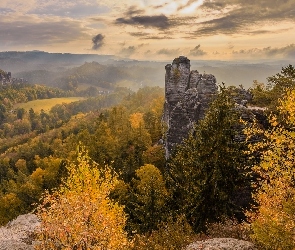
xmin=0 ymin=7 xmax=14 ymax=14
xmin=201 ymin=0 xmax=226 ymax=11
xmin=128 ymin=32 xmax=150 ymax=37
xmin=264 ymin=44 xmax=295 ymax=57
xmin=119 ymin=42 xmax=149 ymax=57
xmin=115 ymin=6 xmax=171 ymax=30
xmin=128 ymin=31 xmax=173 ymax=39
xmin=192 ymin=13 xmax=247 ymax=36
xmin=144 ymin=35 xmax=174 ymax=39
xmin=114 ymin=0 xmax=295 ymax=39
xmin=191 ymin=0 xmax=295 ymax=36
xmin=125 ymin=5 xmax=144 ymax=16
xmin=227 ymin=43 xmax=234 ymax=50
xmin=28 ymin=1 xmax=110 ymax=18
xmin=232 ymin=44 xmax=295 ymax=58
xmin=115 ymin=14 xmax=170 ymax=30
xmin=157 ymin=48 xmax=180 ymax=55
xmin=120 ymin=46 xmax=136 ymax=57
xmin=0 ymin=15 xmax=89 ymax=47
xmin=190 ymin=44 xmax=207 ymax=56
xmin=0 ymin=0 xmax=36 ymax=13
xmin=138 ymin=43 xmax=148 ymax=48
xmin=177 ymin=0 xmax=205 ymax=13
xmin=92 ymin=34 xmax=104 ymax=50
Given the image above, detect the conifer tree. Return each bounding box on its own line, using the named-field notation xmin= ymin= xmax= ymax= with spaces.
xmin=167 ymin=86 xmax=248 ymax=232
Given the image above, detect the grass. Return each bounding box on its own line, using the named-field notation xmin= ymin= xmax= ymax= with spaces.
xmin=13 ymin=97 xmax=85 ymax=112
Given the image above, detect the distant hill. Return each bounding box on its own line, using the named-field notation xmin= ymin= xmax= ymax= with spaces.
xmin=15 ymin=61 xmax=165 ymax=91
xmin=0 ymin=51 xmax=292 ymax=89
xmin=0 ymin=51 xmax=116 ymax=73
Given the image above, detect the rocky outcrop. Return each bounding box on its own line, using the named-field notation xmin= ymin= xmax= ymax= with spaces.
xmin=162 ymin=57 xmax=268 ymax=158
xmin=0 ymin=213 xmax=40 ymax=250
xmin=163 ymin=56 xmax=218 ymax=158
xmin=186 ymin=238 xmax=257 ymax=250
xmin=0 ymin=68 xmax=27 ymax=85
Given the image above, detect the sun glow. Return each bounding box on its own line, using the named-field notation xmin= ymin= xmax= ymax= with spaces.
xmin=141 ymin=0 xmax=204 ymax=15
xmin=181 ymin=0 xmax=204 ymax=14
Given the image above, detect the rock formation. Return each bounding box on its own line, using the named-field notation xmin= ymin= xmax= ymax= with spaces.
xmin=0 ymin=69 xmax=27 ymax=85
xmin=0 ymin=213 xmax=40 ymax=250
xmin=163 ymin=56 xmax=218 ymax=158
xmin=186 ymin=238 xmax=257 ymax=250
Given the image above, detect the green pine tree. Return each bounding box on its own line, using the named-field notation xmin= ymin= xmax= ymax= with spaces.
xmin=167 ymin=86 xmax=249 ymax=232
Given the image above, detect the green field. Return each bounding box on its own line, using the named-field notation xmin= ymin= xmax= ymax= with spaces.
xmin=13 ymin=97 xmax=85 ymax=112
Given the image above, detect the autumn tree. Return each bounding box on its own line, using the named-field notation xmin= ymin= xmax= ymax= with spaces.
xmin=249 ymin=64 xmax=295 ymax=110
xmin=36 ymin=145 xmax=129 ymax=249
xmin=112 ymin=164 xmax=168 ymax=235
xmin=249 ymin=80 xmax=272 ymax=107
xmin=0 ymin=193 xmax=24 ymax=225
xmin=167 ymin=86 xmax=249 ymax=232
xmin=246 ymin=88 xmax=295 ymax=249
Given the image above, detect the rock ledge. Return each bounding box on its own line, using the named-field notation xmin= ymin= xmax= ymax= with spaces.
xmin=186 ymin=238 xmax=257 ymax=250
xmin=0 ymin=213 xmax=40 ymax=250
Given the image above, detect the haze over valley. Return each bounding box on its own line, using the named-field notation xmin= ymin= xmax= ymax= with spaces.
xmin=0 ymin=51 xmax=290 ymax=90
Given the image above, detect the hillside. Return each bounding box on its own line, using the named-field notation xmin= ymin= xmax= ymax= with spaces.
xmin=15 ymin=61 xmax=164 ymax=91
xmin=0 ymin=60 xmax=294 ymax=249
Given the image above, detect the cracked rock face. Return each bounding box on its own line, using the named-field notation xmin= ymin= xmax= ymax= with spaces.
xmin=0 ymin=213 xmax=40 ymax=250
xmin=163 ymin=56 xmax=218 ymax=158
xmin=186 ymin=238 xmax=257 ymax=250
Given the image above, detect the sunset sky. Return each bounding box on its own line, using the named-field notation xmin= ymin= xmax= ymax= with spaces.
xmin=0 ymin=0 xmax=295 ymax=61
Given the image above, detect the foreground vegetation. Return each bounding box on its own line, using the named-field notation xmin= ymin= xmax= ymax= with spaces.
xmin=0 ymin=65 xmax=295 ymax=249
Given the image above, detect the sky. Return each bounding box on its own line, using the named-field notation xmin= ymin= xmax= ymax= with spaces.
xmin=0 ymin=0 xmax=295 ymax=61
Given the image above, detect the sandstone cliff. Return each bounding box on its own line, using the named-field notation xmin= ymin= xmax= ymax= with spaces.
xmin=163 ymin=56 xmax=218 ymax=158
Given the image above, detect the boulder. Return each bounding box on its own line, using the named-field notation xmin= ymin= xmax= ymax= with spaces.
xmin=0 ymin=213 xmax=40 ymax=250
xmin=186 ymin=238 xmax=257 ymax=250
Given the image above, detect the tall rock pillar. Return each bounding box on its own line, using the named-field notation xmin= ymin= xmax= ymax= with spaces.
xmin=163 ymin=56 xmax=218 ymax=158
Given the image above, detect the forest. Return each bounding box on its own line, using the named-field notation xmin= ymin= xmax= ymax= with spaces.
xmin=0 ymin=64 xmax=295 ymax=249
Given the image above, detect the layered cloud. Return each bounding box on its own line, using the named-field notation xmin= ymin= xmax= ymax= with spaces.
xmin=191 ymin=0 xmax=295 ymax=36
xmin=115 ymin=6 xmax=171 ymax=30
xmin=232 ymin=44 xmax=295 ymax=59
xmin=157 ymin=48 xmax=180 ymax=56
xmin=0 ymin=0 xmax=294 ymax=60
xmin=29 ymin=2 xmax=109 ymax=18
xmin=0 ymin=15 xmax=89 ymax=47
xmin=120 ymin=46 xmax=137 ymax=57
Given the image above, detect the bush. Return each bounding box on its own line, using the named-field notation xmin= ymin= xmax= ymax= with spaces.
xmin=206 ymin=218 xmax=251 ymax=241
xmin=131 ymin=215 xmax=197 ymax=250
xmin=35 ymin=146 xmax=130 ymax=249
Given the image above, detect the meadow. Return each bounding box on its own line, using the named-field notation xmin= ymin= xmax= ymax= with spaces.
xmin=13 ymin=97 xmax=85 ymax=112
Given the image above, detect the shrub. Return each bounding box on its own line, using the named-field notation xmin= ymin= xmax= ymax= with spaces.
xmin=35 ymin=145 xmax=130 ymax=249
xmin=132 ymin=215 xmax=197 ymax=250
xmin=206 ymin=218 xmax=251 ymax=241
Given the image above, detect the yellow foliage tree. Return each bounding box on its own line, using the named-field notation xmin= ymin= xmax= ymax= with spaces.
xmin=0 ymin=193 xmax=24 ymax=225
xmin=246 ymin=89 xmax=295 ymax=249
xmin=36 ymin=146 xmax=130 ymax=250
xmin=129 ymin=112 xmax=144 ymax=129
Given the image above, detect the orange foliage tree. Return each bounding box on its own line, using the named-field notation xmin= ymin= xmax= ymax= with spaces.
xmin=36 ymin=145 xmax=130 ymax=249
